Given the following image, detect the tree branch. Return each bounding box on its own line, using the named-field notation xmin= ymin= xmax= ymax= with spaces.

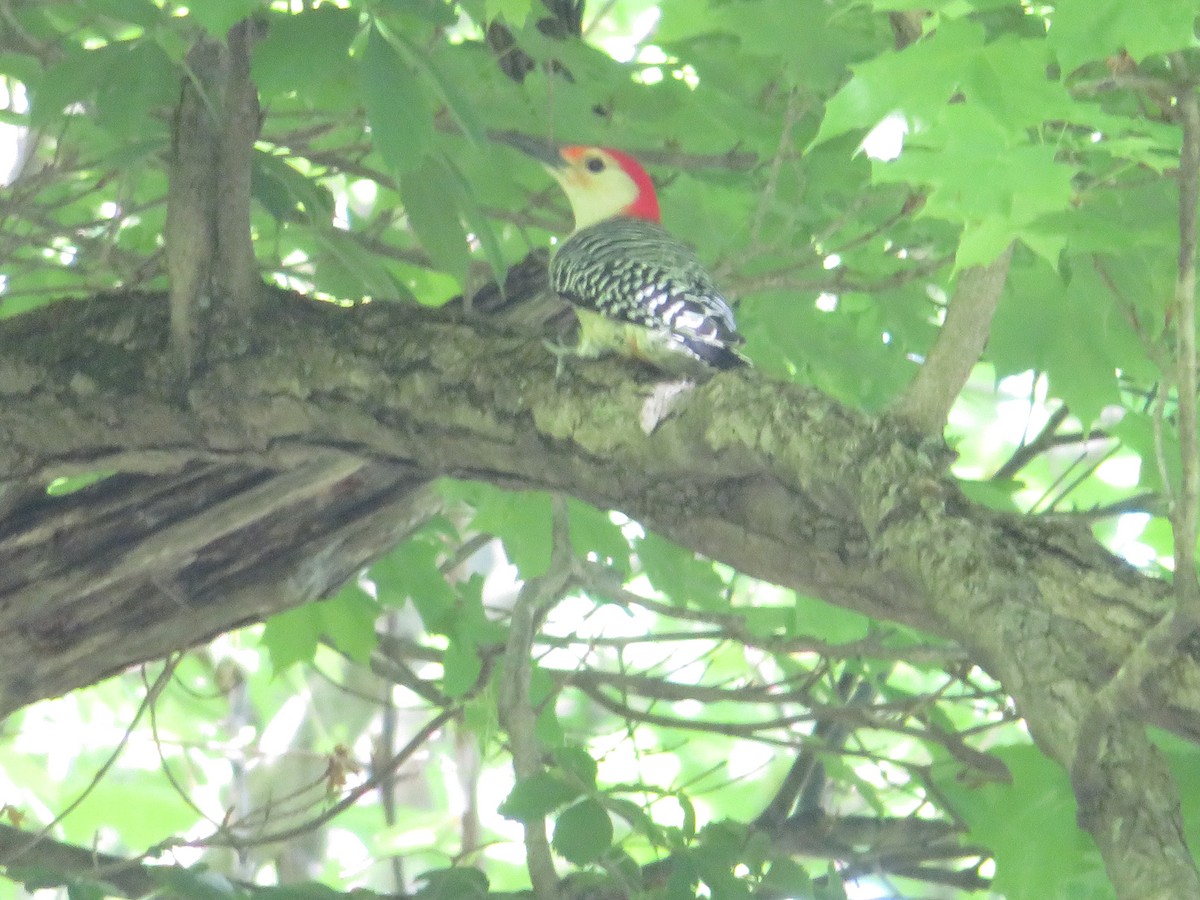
xmin=891 ymin=243 xmax=1014 ymax=435
xmin=2 ymin=290 xmax=1200 ymax=894
xmin=1170 ymin=58 xmax=1200 ymax=630
xmin=497 ymin=498 xmax=573 ymax=900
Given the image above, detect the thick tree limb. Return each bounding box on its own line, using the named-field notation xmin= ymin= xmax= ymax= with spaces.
xmin=1 ymin=290 xmax=1199 ymax=895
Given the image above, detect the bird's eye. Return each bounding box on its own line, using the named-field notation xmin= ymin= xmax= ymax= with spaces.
xmin=585 ymin=156 xmax=606 ymax=173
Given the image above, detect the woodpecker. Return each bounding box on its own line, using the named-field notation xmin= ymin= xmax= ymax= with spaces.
xmin=496 ymin=131 xmax=747 ymax=374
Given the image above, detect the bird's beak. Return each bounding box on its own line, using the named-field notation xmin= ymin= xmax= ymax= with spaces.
xmin=490 ymin=129 xmax=567 ymax=169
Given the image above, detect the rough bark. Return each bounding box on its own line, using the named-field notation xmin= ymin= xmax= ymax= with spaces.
xmin=1 ymin=289 xmax=1199 ymax=895
xmin=165 ymin=22 xmax=262 ymax=383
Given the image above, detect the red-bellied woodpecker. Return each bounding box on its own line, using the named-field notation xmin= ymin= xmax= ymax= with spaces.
xmin=496 ymin=132 xmax=748 ymax=374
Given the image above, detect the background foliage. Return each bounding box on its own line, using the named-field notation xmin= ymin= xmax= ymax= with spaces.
xmin=2 ymin=0 xmax=1200 ymax=898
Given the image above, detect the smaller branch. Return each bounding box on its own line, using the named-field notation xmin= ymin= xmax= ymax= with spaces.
xmin=750 ymin=87 xmax=805 ymax=247
xmin=1170 ymin=56 xmax=1200 ymax=618
xmin=754 ymin=673 xmax=872 ymax=827
xmin=1038 ymin=492 xmax=1163 ymax=522
xmin=991 ymin=405 xmax=1072 ymax=481
xmin=0 ymin=824 xmax=162 ymax=899
xmin=825 ymin=194 xmax=925 ymax=257
xmin=1040 ymin=442 xmax=1120 ymax=514
xmin=146 ymin=667 xmax=218 ymax=828
xmin=891 ymin=243 xmax=1014 ymax=436
xmin=184 ymin=706 xmax=457 ymax=851
xmin=485 ymin=128 xmax=757 ymax=172
xmin=582 ymin=0 xmax=619 ymax=36
xmin=497 ymin=496 xmax=573 ymax=900
xmin=726 ymin=252 xmax=953 ymax=299
xmin=377 ymin=615 xmax=407 ymax=893
xmin=575 ymin=562 xmax=967 ymax=665
xmin=0 ymin=656 xmax=179 ymax=865
xmin=577 ymin=681 xmax=810 ymax=741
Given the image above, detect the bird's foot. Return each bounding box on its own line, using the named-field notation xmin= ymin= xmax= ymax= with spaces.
xmin=542 ymin=338 xmax=582 ymax=380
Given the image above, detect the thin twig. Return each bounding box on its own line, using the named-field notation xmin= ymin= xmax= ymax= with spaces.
xmin=180 ymin=706 xmax=457 ymax=851
xmin=146 ymin=666 xmax=219 ymax=828
xmin=0 ymin=655 xmax=180 ymax=865
xmin=991 ymin=405 xmax=1072 ymax=481
xmin=750 ymin=87 xmax=805 ymax=247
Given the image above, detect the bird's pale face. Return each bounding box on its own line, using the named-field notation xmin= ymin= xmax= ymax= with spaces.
xmin=549 ymin=147 xmax=643 ymax=229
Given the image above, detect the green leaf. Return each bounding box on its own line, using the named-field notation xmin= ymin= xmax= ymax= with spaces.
xmin=439 ymin=156 xmax=509 ymax=286
xmin=260 ymin=604 xmax=322 ymax=671
xmin=412 ymin=867 xmax=489 ymax=900
xmin=6 ymin=867 xmax=69 ymax=892
xmin=375 ymin=0 xmax=459 ymax=27
xmin=815 ymin=865 xmax=849 ymax=900
xmin=791 ymin=594 xmax=870 ymax=643
xmin=553 ymin=745 xmax=599 ymax=789
xmin=938 ymin=743 xmax=1107 ymax=899
xmin=259 ymin=583 xmax=379 ymax=671
xmin=371 ymin=539 xmax=457 ymax=632
xmin=957 ymin=479 xmax=1023 ymax=512
xmin=46 ymin=471 xmax=115 ymax=496
xmin=66 ymin=881 xmax=107 ymax=900
xmin=13 ymin=864 xmax=109 ymax=894
xmin=316 ymin=583 xmax=381 ymax=664
xmin=93 ymin=40 xmax=176 ymax=136
xmin=311 ymin=228 xmax=410 ymax=300
xmin=988 ymin=256 xmax=1066 ymax=377
xmin=1044 ymin=264 xmax=1126 ymax=427
xmin=567 ymin=499 xmax=631 ymax=574
xmin=152 ymin=868 xmax=245 ymax=900
xmin=252 ymin=151 xmax=336 ymax=223
xmin=254 ymin=884 xmax=356 ymax=900
xmin=695 ymin=820 xmax=749 ymax=869
xmin=1048 ymin=0 xmax=1198 ymax=73
xmin=88 ymin=0 xmax=165 ymax=29
xmin=443 ymin=632 xmax=482 ymax=697
xmin=552 ymin=798 xmax=614 ymax=865
xmin=761 ymin=859 xmax=813 ymax=896
xmin=361 ymin=22 xmax=431 ymax=174
xmin=499 ymin=773 xmax=581 ymax=822
xmin=470 ymin=487 xmax=553 ymax=579
xmin=635 ymin=531 xmax=727 ymax=609
xmin=815 ymin=19 xmax=986 ymax=147
xmin=376 ymin=23 xmax=486 ymax=147
xmin=872 ymin=105 xmax=1075 ymax=267
xmin=30 ymin=45 xmax=117 ymax=126
xmin=402 ymin=156 xmax=470 ymax=283
xmin=662 ymin=0 xmax=869 ymax=89
xmin=485 ymin=0 xmax=533 ymax=24
xmin=665 ymin=855 xmax=699 ymax=900
xmin=958 ymin=35 xmax=1074 ymax=138
xmin=185 ymin=0 xmax=259 ymax=38
xmin=251 ymin=6 xmax=358 ymax=100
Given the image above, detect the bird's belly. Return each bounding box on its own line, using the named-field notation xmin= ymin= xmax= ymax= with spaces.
xmin=575 ymin=309 xmax=707 ymax=376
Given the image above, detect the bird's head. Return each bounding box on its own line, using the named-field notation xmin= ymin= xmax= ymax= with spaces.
xmin=496 ymin=132 xmax=661 ymax=229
